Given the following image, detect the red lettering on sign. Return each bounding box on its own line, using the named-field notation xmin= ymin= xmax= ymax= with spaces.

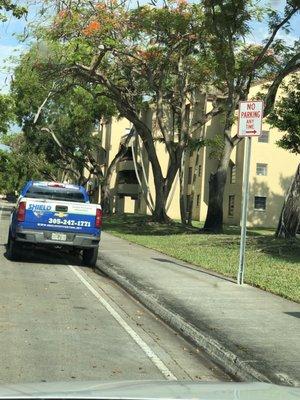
xmin=241 ymin=111 xmax=260 ymax=118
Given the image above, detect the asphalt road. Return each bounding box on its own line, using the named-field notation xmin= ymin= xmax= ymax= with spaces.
xmin=0 ymin=202 xmax=229 ymax=384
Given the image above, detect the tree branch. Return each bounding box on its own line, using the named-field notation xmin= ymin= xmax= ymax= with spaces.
xmin=33 ymin=82 xmax=56 ymax=124
xmin=105 ymin=127 xmax=135 ymax=184
xmin=190 ymin=98 xmax=223 ymax=136
xmin=69 ymin=62 xmax=165 ymax=185
xmin=253 ymin=7 xmax=299 ymax=70
xmin=40 ymin=126 xmax=63 ymax=148
xmin=156 ymin=87 xmax=174 ymax=158
xmin=264 ymin=52 xmax=300 ymax=116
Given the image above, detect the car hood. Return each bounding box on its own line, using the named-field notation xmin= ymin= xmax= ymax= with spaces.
xmin=0 ymin=381 xmax=298 ymax=400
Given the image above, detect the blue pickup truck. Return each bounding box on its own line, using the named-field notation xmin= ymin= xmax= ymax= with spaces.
xmin=7 ymin=181 xmax=102 ymax=266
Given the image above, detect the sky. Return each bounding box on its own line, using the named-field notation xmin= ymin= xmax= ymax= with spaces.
xmin=0 ymin=0 xmax=299 ymax=95
xmin=0 ymin=1 xmax=47 ymax=94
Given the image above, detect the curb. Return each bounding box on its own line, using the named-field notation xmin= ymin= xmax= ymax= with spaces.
xmin=96 ymin=254 xmax=272 ymax=384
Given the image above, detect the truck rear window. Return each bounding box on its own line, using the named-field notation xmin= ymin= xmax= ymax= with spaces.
xmin=24 ymin=185 xmax=85 ymax=203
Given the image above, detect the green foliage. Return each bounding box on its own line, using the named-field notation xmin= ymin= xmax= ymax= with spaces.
xmin=206 ymin=134 xmax=225 ymax=160
xmin=11 ymin=44 xmax=116 ymax=182
xmin=4 ymin=0 xmax=299 ymax=226
xmin=38 ymin=1 xmax=213 ymax=126
xmin=30 ymin=1 xmax=299 ymax=151
xmin=202 ymin=0 xmax=298 ymax=95
xmin=0 ymin=133 xmax=57 ymax=194
xmin=267 ymin=75 xmax=300 ymax=154
xmin=0 ymin=94 xmax=15 ymax=134
xmin=0 ymin=0 xmax=27 ymax=22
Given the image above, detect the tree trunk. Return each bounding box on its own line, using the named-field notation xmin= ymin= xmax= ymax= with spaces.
xmin=179 ymin=150 xmax=187 ymax=224
xmin=101 ymin=182 xmax=111 ymax=215
xmin=132 ymin=122 xmax=171 ymax=223
xmin=152 ymin=181 xmax=170 ymax=223
xmin=203 ymin=138 xmax=233 ymax=233
xmin=276 ymin=164 xmax=300 ymax=238
xmin=99 ymin=128 xmax=135 ymax=215
xmin=179 ymin=194 xmax=187 ymax=224
xmin=187 ymin=150 xmax=202 ymax=226
xmin=151 ymin=153 xmax=181 ymax=223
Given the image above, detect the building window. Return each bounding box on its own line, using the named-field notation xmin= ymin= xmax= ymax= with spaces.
xmin=230 ymin=164 xmax=236 ymax=184
xmin=196 ymin=195 xmax=200 ymax=206
xmin=198 ymin=165 xmax=202 ymax=176
xmin=258 ymin=130 xmax=269 ymax=143
xmin=256 ymin=163 xmax=268 ymax=176
xmin=188 ymin=167 xmax=193 ymax=184
xmin=228 ymin=195 xmax=235 ymax=217
xmin=254 ymin=196 xmax=267 ymax=211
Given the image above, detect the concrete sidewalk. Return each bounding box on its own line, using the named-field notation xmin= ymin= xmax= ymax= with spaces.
xmin=97 ymin=232 xmax=300 ymax=386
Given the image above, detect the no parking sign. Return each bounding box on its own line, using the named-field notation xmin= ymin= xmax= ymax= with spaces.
xmin=237 ymin=101 xmax=264 ymax=137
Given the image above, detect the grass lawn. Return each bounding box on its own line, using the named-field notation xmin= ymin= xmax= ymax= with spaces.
xmin=103 ymin=214 xmax=300 ymax=303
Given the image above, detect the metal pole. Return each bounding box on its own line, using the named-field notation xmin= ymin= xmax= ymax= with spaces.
xmin=237 ymin=137 xmax=252 ymax=285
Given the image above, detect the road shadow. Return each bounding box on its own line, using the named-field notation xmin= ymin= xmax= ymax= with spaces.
xmin=284 ymin=312 xmax=300 ymax=319
xmin=152 ymin=257 xmax=235 ymax=283
xmin=3 ymin=244 xmax=82 ymax=266
xmin=103 ymin=214 xmax=199 ymax=236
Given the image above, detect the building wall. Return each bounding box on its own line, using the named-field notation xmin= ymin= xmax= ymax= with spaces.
xmin=247 ymin=126 xmax=298 ymax=227
xmin=222 ymin=81 xmax=299 ymax=228
xmin=88 ymin=80 xmax=298 ymax=228
xmin=223 ymin=140 xmax=245 ymax=226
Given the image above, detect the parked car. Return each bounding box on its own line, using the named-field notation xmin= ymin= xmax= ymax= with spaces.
xmin=7 ymin=181 xmax=102 ymax=266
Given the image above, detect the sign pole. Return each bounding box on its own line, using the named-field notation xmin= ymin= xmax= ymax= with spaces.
xmin=237 ymin=136 xmax=252 ymax=285
xmin=237 ymin=100 xmax=263 ymax=285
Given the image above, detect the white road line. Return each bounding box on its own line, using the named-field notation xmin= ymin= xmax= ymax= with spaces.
xmin=0 ymin=206 xmax=3 ymax=221
xmin=68 ymin=264 xmax=177 ymax=381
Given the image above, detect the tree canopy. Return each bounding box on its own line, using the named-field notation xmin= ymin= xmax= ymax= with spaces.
xmin=0 ymin=133 xmax=58 ymax=195
xmin=5 ymin=0 xmax=300 ymax=227
xmin=0 ymin=94 xmax=15 ymax=134
xmin=267 ymin=75 xmax=300 ymax=155
xmin=11 ymin=45 xmax=116 ymax=185
xmin=0 ymin=0 xmax=27 ymax=22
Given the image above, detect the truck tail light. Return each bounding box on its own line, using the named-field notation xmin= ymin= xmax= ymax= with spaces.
xmin=95 ymin=208 xmax=102 ymax=228
xmin=17 ymin=201 xmax=26 ymax=222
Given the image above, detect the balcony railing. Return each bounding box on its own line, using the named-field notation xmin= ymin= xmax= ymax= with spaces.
xmin=117 ymin=160 xmax=136 ymax=172
xmin=117 ymin=183 xmax=139 ymax=196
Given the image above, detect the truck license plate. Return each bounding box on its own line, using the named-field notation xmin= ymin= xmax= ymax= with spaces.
xmin=51 ymin=232 xmax=67 ymax=241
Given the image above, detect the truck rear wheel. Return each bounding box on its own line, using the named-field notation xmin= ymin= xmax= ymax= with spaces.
xmin=82 ymin=247 xmax=98 ymax=267
xmin=7 ymin=233 xmax=20 ymax=261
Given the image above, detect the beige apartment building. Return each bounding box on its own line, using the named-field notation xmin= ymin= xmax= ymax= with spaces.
xmin=87 ymin=82 xmax=299 ymax=228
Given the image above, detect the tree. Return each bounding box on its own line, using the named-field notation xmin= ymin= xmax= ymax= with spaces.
xmin=34 ymin=1 xmax=219 ymax=222
xmin=200 ymin=0 xmax=300 ymax=232
xmin=11 ymin=44 xmax=133 ymax=212
xmin=15 ymin=1 xmax=300 ymax=226
xmin=0 ymin=133 xmax=58 ymax=195
xmin=36 ymin=0 xmax=300 ymax=226
xmin=267 ymin=75 xmax=300 ymax=238
xmin=0 ymin=94 xmax=15 ymax=134
xmin=0 ymin=1 xmax=27 ymax=21
xmin=0 ymin=0 xmax=26 ymax=162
